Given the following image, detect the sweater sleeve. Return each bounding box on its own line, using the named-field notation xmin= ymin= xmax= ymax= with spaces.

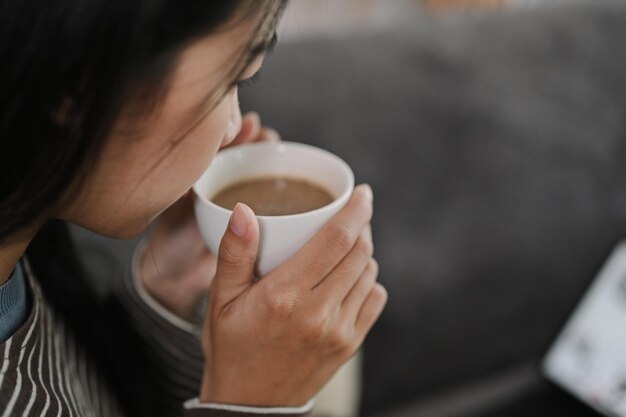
xmin=114 ymin=241 xmax=314 ymax=417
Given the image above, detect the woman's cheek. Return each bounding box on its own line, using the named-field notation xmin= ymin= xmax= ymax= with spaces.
xmin=180 ymin=92 xmax=235 ymax=178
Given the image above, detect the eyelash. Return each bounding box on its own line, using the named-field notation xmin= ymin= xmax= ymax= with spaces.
xmin=236 ymin=72 xmax=261 ymax=89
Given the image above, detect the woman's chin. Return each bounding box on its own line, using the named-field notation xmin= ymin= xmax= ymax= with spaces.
xmin=71 ymin=217 xmax=152 ymax=240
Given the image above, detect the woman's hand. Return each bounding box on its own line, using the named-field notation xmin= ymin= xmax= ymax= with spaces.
xmin=138 ymin=112 xmax=280 ymax=320
xmin=200 ymin=184 xmax=387 ymax=407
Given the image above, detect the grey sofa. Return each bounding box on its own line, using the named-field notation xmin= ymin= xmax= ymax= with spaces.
xmin=240 ymin=1 xmax=626 ymax=416
xmin=72 ymin=1 xmax=626 ymax=416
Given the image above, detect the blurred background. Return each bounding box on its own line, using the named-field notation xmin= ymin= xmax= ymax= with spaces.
xmin=72 ymin=1 xmax=626 ymax=417
xmin=242 ymin=1 xmax=626 ymax=416
xmin=277 ymin=0 xmax=562 ymax=40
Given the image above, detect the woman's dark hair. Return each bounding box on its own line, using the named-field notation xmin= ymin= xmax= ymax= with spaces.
xmin=0 ymin=1 xmax=287 ymax=414
xmin=0 ymin=0 xmax=287 ymax=241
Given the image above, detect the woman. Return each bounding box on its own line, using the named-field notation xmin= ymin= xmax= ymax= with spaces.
xmin=0 ymin=0 xmax=386 ymax=416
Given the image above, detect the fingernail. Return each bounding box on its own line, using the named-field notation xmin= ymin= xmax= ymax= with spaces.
xmin=247 ymin=111 xmax=260 ymax=122
xmin=229 ymin=203 xmax=250 ymax=237
xmin=262 ymin=127 xmax=281 ymax=142
xmin=361 ymin=184 xmax=374 ymax=202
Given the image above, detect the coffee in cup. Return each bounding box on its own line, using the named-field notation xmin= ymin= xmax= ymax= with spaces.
xmin=211 ymin=177 xmax=334 ymax=216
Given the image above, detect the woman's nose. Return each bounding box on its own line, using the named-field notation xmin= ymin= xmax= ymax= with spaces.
xmin=223 ymin=89 xmax=242 ymax=146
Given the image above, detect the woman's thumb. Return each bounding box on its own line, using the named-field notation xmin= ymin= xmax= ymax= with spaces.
xmin=213 ymin=203 xmax=260 ymax=300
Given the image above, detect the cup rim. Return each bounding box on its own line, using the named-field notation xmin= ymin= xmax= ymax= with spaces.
xmin=192 ymin=141 xmax=355 ymax=220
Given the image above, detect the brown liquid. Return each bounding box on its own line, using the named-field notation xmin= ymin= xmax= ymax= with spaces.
xmin=211 ymin=177 xmax=334 ymax=216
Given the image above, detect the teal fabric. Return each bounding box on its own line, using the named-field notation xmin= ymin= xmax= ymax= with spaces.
xmin=0 ymin=261 xmax=28 ymax=343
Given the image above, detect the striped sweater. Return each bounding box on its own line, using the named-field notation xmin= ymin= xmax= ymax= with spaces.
xmin=0 ymin=260 xmax=312 ymax=417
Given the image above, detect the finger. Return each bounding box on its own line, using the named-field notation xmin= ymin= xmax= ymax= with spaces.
xmin=354 ymin=283 xmax=387 ymax=344
xmin=364 ymin=224 xmax=372 ymax=251
xmin=150 ymin=250 xmax=216 ymax=308
xmin=313 ymin=227 xmax=373 ymax=303
xmin=340 ymin=259 xmax=379 ymax=320
xmin=142 ymin=196 xmax=206 ymax=279
xmin=185 ymin=251 xmax=218 ymax=293
xmin=212 ymin=203 xmax=260 ymax=305
xmin=227 ymin=112 xmax=261 ymax=147
xmin=255 ymin=127 xmax=281 ymax=143
xmin=274 ymin=184 xmax=373 ymax=290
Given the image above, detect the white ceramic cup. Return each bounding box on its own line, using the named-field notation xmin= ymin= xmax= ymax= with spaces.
xmin=193 ymin=141 xmax=355 ymax=276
